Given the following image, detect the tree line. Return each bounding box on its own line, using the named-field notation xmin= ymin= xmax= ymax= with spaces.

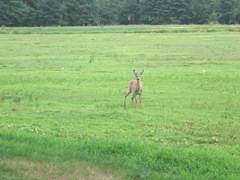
xmin=1 ymin=0 xmax=240 ymax=27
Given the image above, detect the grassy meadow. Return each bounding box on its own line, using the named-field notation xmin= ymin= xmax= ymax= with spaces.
xmin=0 ymin=25 xmax=240 ymax=179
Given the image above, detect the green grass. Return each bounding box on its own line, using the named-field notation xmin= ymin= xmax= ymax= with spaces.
xmin=1 ymin=131 xmax=239 ymax=179
xmin=0 ymin=25 xmax=240 ymax=179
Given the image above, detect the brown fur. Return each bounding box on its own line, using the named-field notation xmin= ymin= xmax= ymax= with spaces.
xmin=124 ymin=69 xmax=144 ymax=108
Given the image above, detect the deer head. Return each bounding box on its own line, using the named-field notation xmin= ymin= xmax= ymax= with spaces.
xmin=133 ymin=69 xmax=144 ymax=81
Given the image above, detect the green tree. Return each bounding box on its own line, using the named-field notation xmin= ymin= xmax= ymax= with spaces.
xmin=172 ymin=0 xmax=192 ymax=24
xmin=142 ymin=0 xmax=165 ymax=24
xmin=0 ymin=0 xmax=8 ymax=26
xmin=1 ymin=0 xmax=239 ymax=26
xmin=76 ymin=0 xmax=99 ymax=26
xmin=96 ymin=0 xmax=120 ymax=25
xmin=58 ymin=0 xmax=80 ymax=26
xmin=219 ymin=0 xmax=240 ymax=24
xmin=39 ymin=0 xmax=61 ymax=26
xmin=188 ymin=0 xmax=214 ymax=24
xmin=0 ymin=0 xmax=29 ymax=26
xmin=22 ymin=0 xmax=43 ymax=26
xmin=118 ymin=0 xmax=143 ymax=25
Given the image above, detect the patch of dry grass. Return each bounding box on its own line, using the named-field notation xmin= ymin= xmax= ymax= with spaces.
xmin=3 ymin=159 xmax=125 ymax=180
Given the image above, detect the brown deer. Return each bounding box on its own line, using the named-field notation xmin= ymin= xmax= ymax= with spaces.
xmin=124 ymin=69 xmax=144 ymax=108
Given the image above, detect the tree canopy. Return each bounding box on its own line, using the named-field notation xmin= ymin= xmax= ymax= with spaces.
xmin=1 ymin=0 xmax=240 ymax=26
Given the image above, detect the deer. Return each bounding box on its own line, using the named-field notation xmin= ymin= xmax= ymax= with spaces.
xmin=124 ymin=69 xmax=144 ymax=108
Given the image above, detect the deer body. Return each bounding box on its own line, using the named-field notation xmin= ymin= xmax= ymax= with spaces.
xmin=124 ymin=69 xmax=144 ymax=108
xmin=128 ymin=80 xmax=143 ymax=95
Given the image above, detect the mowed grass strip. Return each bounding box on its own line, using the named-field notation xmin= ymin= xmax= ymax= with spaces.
xmin=0 ymin=25 xmax=240 ymax=34
xmin=0 ymin=25 xmax=240 ymax=179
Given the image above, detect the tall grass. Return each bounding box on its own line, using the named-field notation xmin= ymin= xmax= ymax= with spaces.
xmin=1 ymin=131 xmax=239 ymax=179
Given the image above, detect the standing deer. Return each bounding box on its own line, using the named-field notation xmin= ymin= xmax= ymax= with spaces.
xmin=124 ymin=69 xmax=144 ymax=108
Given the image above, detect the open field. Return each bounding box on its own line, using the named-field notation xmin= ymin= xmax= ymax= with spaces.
xmin=0 ymin=25 xmax=240 ymax=179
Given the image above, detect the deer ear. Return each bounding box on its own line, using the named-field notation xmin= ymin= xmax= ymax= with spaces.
xmin=133 ymin=69 xmax=136 ymax=76
xmin=140 ymin=69 xmax=144 ymax=75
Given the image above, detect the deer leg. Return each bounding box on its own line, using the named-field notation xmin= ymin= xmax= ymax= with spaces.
xmin=124 ymin=90 xmax=131 ymax=107
xmin=131 ymin=93 xmax=136 ymax=107
xmin=139 ymin=94 xmax=142 ymax=108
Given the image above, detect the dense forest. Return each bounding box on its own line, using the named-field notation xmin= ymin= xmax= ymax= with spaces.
xmin=1 ymin=0 xmax=240 ymax=27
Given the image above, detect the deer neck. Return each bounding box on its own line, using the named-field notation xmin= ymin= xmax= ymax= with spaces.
xmin=136 ymin=80 xmax=141 ymax=89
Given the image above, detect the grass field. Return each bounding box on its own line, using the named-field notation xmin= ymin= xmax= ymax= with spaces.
xmin=0 ymin=25 xmax=240 ymax=179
